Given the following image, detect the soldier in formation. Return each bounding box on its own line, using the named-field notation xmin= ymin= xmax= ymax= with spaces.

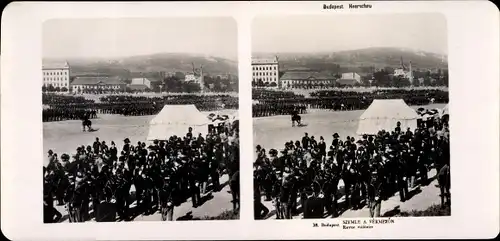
xmin=252 ymin=89 xmax=449 ymax=116
xmin=253 ymin=103 xmax=307 ymax=118
xmin=43 ymin=94 xmax=239 ymax=121
xmin=43 ymin=108 xmax=98 ymax=122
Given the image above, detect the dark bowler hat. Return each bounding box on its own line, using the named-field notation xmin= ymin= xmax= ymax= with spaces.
xmin=333 ymin=133 xmax=339 ymax=138
xmin=124 ymin=138 xmax=130 ymax=143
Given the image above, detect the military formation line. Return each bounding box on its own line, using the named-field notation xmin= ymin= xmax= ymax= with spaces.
xmin=42 ymin=94 xmax=239 ymax=122
xmin=252 ymin=89 xmax=449 ymax=117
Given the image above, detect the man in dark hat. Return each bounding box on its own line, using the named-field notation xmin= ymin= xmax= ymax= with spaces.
xmin=95 ymin=193 xmax=117 ymax=222
xmin=302 ymin=133 xmax=310 ymax=150
xmin=44 ymin=197 xmax=62 ymax=223
xmin=303 ymin=186 xmax=324 ymax=219
xmin=93 ymin=137 xmax=101 ymax=155
xmin=368 ymin=169 xmax=382 ymax=218
xmin=395 ymin=121 xmax=402 ymax=134
xmin=230 ymin=170 xmax=240 ymax=213
xmin=254 ymin=174 xmax=269 ymax=219
xmin=332 ymin=133 xmax=342 ymax=148
xmin=186 ymin=127 xmax=193 ymax=140
xmin=273 ymin=171 xmax=284 ymax=219
xmin=123 ymin=138 xmax=131 ymax=156
xmin=189 ymin=158 xmax=201 ymax=208
xmin=101 ymin=141 xmax=108 ymax=154
xmin=318 ymin=136 xmax=326 ymax=161
xmin=48 ymin=149 xmax=54 ymax=159
xmin=160 ymin=176 xmax=174 ymax=221
xmin=310 ymin=136 xmax=317 ymax=149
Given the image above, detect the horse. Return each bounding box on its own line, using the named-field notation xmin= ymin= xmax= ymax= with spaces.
xmin=82 ymin=118 xmax=93 ymax=132
xmin=291 ymin=113 xmax=302 ymax=127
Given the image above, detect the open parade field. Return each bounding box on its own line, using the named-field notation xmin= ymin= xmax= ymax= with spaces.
xmin=43 ymin=109 xmax=238 ymax=221
xmin=253 ymin=103 xmax=448 ymax=219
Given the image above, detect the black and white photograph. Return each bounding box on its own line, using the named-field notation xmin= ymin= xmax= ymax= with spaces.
xmin=42 ymin=17 xmax=240 ymax=223
xmin=252 ymin=14 xmax=451 ymax=220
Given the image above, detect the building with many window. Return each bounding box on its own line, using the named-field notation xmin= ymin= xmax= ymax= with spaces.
xmin=71 ymin=76 xmax=127 ymax=93
xmin=280 ymin=71 xmax=336 ymax=89
xmin=42 ymin=62 xmax=71 ymax=92
xmin=252 ymin=56 xmax=280 ymax=87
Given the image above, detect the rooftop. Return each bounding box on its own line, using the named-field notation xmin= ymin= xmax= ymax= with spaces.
xmin=71 ymin=76 xmax=126 ymax=85
xmin=252 ymin=57 xmax=278 ymax=65
xmin=280 ymin=71 xmax=334 ymax=81
xmin=42 ymin=61 xmax=70 ymax=69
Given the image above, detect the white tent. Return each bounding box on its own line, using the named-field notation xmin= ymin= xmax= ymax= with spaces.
xmin=147 ymin=105 xmax=209 ymax=141
xmin=441 ymin=104 xmax=449 ymax=116
xmin=356 ymin=99 xmax=419 ymax=135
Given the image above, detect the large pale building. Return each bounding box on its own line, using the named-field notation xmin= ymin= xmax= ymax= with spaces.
xmin=280 ymin=71 xmax=335 ymax=89
xmin=338 ymin=72 xmax=362 ymax=86
xmin=131 ymin=77 xmax=152 ymax=89
xmin=252 ymin=56 xmax=280 ymax=87
xmin=42 ymin=62 xmax=71 ymax=91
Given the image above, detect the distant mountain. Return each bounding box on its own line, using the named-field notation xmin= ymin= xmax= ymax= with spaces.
xmin=43 ymin=53 xmax=238 ymax=79
xmin=254 ymin=47 xmax=448 ymax=72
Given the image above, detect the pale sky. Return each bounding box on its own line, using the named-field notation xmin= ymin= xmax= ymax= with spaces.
xmin=43 ymin=18 xmax=237 ymax=60
xmin=252 ymin=14 xmax=448 ymax=54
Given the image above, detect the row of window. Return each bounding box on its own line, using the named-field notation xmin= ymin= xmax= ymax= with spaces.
xmin=43 ymin=83 xmax=68 ymax=87
xmin=43 ymin=77 xmax=68 ymax=81
xmin=252 ymin=65 xmax=277 ymax=71
xmin=43 ymin=71 xmax=68 ymax=76
xmin=283 ymin=80 xmax=333 ymax=84
xmin=253 ymin=72 xmax=276 ymax=77
xmin=73 ymin=85 xmax=121 ymax=90
xmin=253 ymin=77 xmax=278 ymax=82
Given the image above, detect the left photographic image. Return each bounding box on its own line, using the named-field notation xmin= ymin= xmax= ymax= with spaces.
xmin=42 ymin=17 xmax=240 ymax=223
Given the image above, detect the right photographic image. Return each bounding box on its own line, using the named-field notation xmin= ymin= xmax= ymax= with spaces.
xmin=252 ymin=14 xmax=450 ymax=220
